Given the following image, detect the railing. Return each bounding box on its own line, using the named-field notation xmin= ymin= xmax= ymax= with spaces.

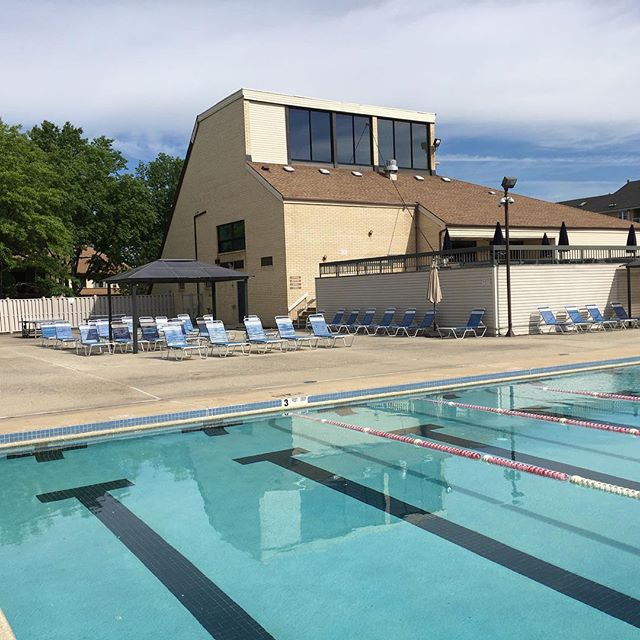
xmin=319 ymin=246 xmax=639 ymax=277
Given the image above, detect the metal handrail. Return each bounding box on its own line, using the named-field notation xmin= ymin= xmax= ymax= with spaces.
xmin=318 ymin=245 xmax=639 ymax=277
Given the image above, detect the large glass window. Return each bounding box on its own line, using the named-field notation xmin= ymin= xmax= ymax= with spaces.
xmin=335 ymin=114 xmax=354 ymax=164
xmin=335 ymin=114 xmax=372 ymax=165
xmin=288 ymin=108 xmax=332 ymax=163
xmin=377 ymin=118 xmax=430 ymax=169
xmin=217 ymin=220 xmax=245 ymax=253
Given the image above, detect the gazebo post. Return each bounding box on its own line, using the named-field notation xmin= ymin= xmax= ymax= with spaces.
xmin=107 ymin=283 xmax=113 ymax=343
xmin=244 ymin=278 xmax=249 ymax=318
xmin=210 ymin=281 xmax=217 ymax=319
xmin=627 ymin=266 xmax=632 ymax=318
xmin=132 ymin=284 xmax=139 ymax=354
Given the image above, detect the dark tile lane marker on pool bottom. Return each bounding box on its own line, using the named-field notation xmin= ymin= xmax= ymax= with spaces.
xmin=7 ymin=444 xmax=87 ymax=463
xmin=37 ymin=480 xmax=275 ymax=640
xmin=400 ymin=424 xmax=640 ymax=492
xmin=236 ymin=448 xmax=640 ymax=630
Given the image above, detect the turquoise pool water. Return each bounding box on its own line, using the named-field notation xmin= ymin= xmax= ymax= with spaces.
xmin=1 ymin=367 xmax=640 ymax=639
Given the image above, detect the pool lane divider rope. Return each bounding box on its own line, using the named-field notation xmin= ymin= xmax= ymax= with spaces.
xmin=424 ymin=399 xmax=639 ymax=436
xmin=294 ymin=414 xmax=640 ymax=500
xmin=541 ymin=386 xmax=640 ymax=403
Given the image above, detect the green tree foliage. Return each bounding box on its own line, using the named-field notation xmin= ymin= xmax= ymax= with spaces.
xmin=0 ymin=120 xmax=183 ymax=297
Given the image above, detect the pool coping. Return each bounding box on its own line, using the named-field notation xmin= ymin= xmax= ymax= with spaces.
xmin=2 ymin=354 xmax=640 ymax=452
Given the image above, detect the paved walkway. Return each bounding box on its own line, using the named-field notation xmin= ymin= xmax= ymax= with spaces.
xmin=2 ymin=330 xmax=639 ymax=440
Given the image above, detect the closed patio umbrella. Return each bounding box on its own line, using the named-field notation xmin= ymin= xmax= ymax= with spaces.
xmin=427 ymin=260 xmax=442 ymax=317
xmin=626 ymin=224 xmax=637 ymax=251
xmin=442 ymin=228 xmax=452 ymax=251
xmin=541 ymin=232 xmax=551 ymax=259
xmin=558 ymin=221 xmax=570 ymax=247
xmin=491 ymin=221 xmax=505 ymax=246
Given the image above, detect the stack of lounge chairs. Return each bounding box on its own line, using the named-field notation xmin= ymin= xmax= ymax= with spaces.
xmin=537 ymin=303 xmax=635 ymax=333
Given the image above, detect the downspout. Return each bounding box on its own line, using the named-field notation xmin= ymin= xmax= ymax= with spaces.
xmin=492 ymin=257 xmax=501 ymax=337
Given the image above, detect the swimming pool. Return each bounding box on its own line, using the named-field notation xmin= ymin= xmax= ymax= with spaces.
xmin=1 ymin=366 xmax=639 ymax=639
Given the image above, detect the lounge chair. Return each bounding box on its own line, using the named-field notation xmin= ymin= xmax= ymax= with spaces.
xmin=95 ymin=320 xmax=111 ymax=343
xmin=537 ymin=307 xmax=573 ymax=333
xmin=370 ymin=308 xmax=396 ymax=335
xmin=611 ymin=302 xmax=640 ymax=328
xmin=585 ymin=304 xmax=619 ymax=330
xmin=275 ymin=316 xmax=318 ymax=349
xmin=54 ymin=323 xmax=76 ymax=349
xmin=565 ymin=306 xmax=594 ymax=332
xmin=387 ymin=308 xmax=417 ymax=336
xmin=111 ymin=324 xmax=134 ymax=352
xmin=163 ymin=325 xmax=206 ymax=360
xmin=411 ymin=310 xmax=436 ymax=337
xmin=309 ymin=314 xmax=354 ymax=347
xmin=206 ymin=320 xmax=250 ymax=356
xmin=352 ymin=308 xmax=376 ymax=334
xmin=76 ymin=325 xmax=109 ymax=355
xmin=177 ymin=314 xmax=199 ymax=336
xmin=140 ymin=324 xmax=164 ymax=351
xmin=40 ymin=324 xmax=58 ymax=347
xmin=437 ymin=309 xmax=487 ymax=339
xmin=337 ymin=309 xmax=359 ymax=334
xmin=243 ymin=316 xmax=287 ymax=353
xmin=327 ymin=309 xmax=345 ymax=331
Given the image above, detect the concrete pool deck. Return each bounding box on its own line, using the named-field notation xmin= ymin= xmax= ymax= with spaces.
xmin=1 ymin=330 xmax=640 ymax=446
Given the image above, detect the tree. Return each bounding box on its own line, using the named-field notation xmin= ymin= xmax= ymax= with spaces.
xmin=135 ymin=153 xmax=183 ymax=262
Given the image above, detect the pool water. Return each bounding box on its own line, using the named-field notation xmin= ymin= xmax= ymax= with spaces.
xmin=1 ymin=367 xmax=640 ymax=639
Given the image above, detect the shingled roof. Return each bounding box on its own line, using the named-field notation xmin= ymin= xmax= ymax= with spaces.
xmin=560 ymin=180 xmax=640 ymax=214
xmin=250 ymin=163 xmax=630 ymax=230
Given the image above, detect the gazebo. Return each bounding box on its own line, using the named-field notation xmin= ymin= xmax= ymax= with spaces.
xmin=104 ymin=259 xmax=250 ymax=353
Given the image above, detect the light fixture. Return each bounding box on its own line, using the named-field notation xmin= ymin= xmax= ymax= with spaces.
xmin=319 ymin=168 xmax=330 ymax=175
xmin=500 ymin=175 xmax=518 ymax=337
xmin=433 ymin=138 xmax=442 ymax=148
xmin=501 ymin=176 xmax=517 ymax=190
xmin=368 ymin=229 xmax=373 ymax=237
xmin=283 ymin=165 xmax=295 ymax=172
xmin=414 ymin=175 xmax=425 ymax=181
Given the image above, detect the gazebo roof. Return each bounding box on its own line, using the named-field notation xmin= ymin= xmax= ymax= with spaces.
xmin=104 ymin=259 xmax=249 ymax=284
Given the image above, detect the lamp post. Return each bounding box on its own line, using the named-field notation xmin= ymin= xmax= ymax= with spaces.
xmin=500 ymin=177 xmax=517 ymax=337
xmin=193 ymin=210 xmax=207 ymax=316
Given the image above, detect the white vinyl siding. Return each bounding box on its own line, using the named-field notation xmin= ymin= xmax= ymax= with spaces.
xmin=247 ymin=102 xmax=288 ymax=164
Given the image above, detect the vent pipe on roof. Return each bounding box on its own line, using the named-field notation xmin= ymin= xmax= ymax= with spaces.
xmin=385 ymin=159 xmax=398 ymax=181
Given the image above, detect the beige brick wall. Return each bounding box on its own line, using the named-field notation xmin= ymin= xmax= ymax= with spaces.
xmin=160 ymin=98 xmax=288 ymax=327
xmin=283 ymin=202 xmax=421 ymax=311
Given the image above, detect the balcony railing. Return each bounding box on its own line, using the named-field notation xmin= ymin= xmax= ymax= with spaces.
xmin=319 ymin=246 xmax=639 ymax=277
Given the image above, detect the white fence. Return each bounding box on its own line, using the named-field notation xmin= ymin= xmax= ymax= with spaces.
xmin=0 ymin=294 xmax=175 ymax=333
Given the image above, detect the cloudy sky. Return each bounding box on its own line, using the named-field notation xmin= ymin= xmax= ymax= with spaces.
xmin=3 ymin=0 xmax=640 ymax=200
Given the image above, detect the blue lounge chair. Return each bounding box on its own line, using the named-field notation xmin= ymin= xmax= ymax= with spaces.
xmin=352 ymin=308 xmax=376 ymax=334
xmin=371 ymin=308 xmax=396 ymax=335
xmin=537 ymin=307 xmax=573 ymax=333
xmin=177 ymin=314 xmax=199 ymax=336
xmin=95 ymin=320 xmax=111 ymax=343
xmin=411 ymin=310 xmax=436 ymax=337
xmin=54 ymin=323 xmax=76 ymax=349
xmin=111 ymin=324 xmax=134 ymax=352
xmin=140 ymin=324 xmax=164 ymax=351
xmin=40 ymin=324 xmax=58 ymax=347
xmin=243 ymin=316 xmax=286 ymax=353
xmin=437 ymin=309 xmax=487 ymax=339
xmin=163 ymin=325 xmax=206 ymax=360
xmin=387 ymin=308 xmax=416 ymax=336
xmin=565 ymin=306 xmax=594 ymax=332
xmin=327 ymin=309 xmax=345 ymax=331
xmin=309 ymin=314 xmax=354 ymax=347
xmin=585 ymin=304 xmax=619 ymax=330
xmin=275 ymin=316 xmax=318 ymax=349
xmin=611 ymin=302 xmax=640 ymax=328
xmin=338 ymin=309 xmax=359 ymax=334
xmin=76 ymin=325 xmax=109 ymax=355
xmin=205 ymin=320 xmax=250 ymax=356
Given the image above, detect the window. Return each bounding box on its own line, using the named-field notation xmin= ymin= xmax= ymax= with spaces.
xmin=335 ymin=114 xmax=372 ymax=165
xmin=260 ymin=256 xmax=273 ymax=267
xmin=288 ymin=108 xmax=332 ymax=163
xmin=377 ymin=118 xmax=430 ymax=169
xmin=217 ymin=220 xmax=245 ymax=253
xmin=219 ymin=260 xmax=244 ymax=270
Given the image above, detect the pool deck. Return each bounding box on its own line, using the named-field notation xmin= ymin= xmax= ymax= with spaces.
xmin=1 ymin=330 xmax=640 ymax=446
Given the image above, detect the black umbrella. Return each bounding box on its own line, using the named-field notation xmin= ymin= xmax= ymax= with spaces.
xmin=558 ymin=221 xmax=570 ymax=247
xmin=491 ymin=221 xmax=505 ymax=246
xmin=541 ymin=232 xmax=551 ymax=259
xmin=442 ymin=228 xmax=453 ymax=251
xmin=627 ymin=225 xmax=637 ymax=247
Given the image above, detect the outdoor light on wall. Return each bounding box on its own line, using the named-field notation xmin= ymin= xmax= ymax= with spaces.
xmin=368 ymin=230 xmax=373 ymax=237
xmin=322 ymin=255 xmax=327 ymax=262
xmin=500 ymin=176 xmax=517 ymax=337
xmin=433 ymin=138 xmax=442 ymax=149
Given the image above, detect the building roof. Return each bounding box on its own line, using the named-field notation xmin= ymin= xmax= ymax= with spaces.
xmin=104 ymin=259 xmax=249 ymax=284
xmin=249 ymin=163 xmax=631 ymax=230
xmin=560 ymin=180 xmax=640 ymax=214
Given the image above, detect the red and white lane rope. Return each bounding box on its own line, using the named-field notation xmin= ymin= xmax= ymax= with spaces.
xmin=424 ymin=399 xmax=639 ymax=436
xmin=540 ymin=386 xmax=640 ymax=403
xmin=293 ymin=414 xmax=640 ymax=499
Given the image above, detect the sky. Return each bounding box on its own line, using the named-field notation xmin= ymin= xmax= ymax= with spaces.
xmin=3 ymin=0 xmax=640 ymax=201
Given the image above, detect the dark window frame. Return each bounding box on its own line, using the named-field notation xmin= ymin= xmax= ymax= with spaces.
xmin=287 ymin=107 xmax=334 ymax=164
xmin=334 ymin=112 xmax=372 ymax=166
xmin=376 ymin=118 xmax=431 ymax=170
xmin=217 ymin=220 xmax=245 ymax=254
xmin=260 ymin=256 xmax=273 ymax=267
